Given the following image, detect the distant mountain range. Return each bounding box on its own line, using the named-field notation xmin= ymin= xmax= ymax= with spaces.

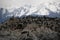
xmin=0 ymin=2 xmax=60 ymax=23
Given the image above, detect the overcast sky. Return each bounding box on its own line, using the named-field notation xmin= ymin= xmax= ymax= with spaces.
xmin=0 ymin=0 xmax=60 ymax=9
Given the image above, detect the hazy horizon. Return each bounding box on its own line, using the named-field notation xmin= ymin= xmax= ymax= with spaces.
xmin=0 ymin=0 xmax=60 ymax=9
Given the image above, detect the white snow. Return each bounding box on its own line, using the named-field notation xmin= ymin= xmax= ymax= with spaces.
xmin=0 ymin=1 xmax=60 ymax=18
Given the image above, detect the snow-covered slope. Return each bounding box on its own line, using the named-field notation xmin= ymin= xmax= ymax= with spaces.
xmin=0 ymin=2 xmax=60 ymax=23
xmin=7 ymin=2 xmax=60 ymax=17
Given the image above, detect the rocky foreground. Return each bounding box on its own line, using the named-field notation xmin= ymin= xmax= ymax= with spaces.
xmin=0 ymin=16 xmax=60 ymax=40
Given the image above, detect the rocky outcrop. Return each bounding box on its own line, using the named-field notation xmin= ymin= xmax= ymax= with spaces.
xmin=0 ymin=16 xmax=60 ymax=40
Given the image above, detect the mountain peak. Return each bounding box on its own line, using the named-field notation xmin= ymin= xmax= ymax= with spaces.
xmin=0 ymin=2 xmax=60 ymax=23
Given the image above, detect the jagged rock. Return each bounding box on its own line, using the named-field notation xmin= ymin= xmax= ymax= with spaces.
xmin=0 ymin=16 xmax=60 ymax=40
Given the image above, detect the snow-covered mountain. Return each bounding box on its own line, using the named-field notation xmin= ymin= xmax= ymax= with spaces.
xmin=0 ymin=2 xmax=60 ymax=23
xmin=8 ymin=2 xmax=60 ymax=17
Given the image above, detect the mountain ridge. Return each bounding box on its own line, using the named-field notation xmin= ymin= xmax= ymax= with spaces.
xmin=0 ymin=2 xmax=60 ymax=23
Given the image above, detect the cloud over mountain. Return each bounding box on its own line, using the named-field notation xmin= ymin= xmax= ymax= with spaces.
xmin=0 ymin=2 xmax=60 ymax=23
